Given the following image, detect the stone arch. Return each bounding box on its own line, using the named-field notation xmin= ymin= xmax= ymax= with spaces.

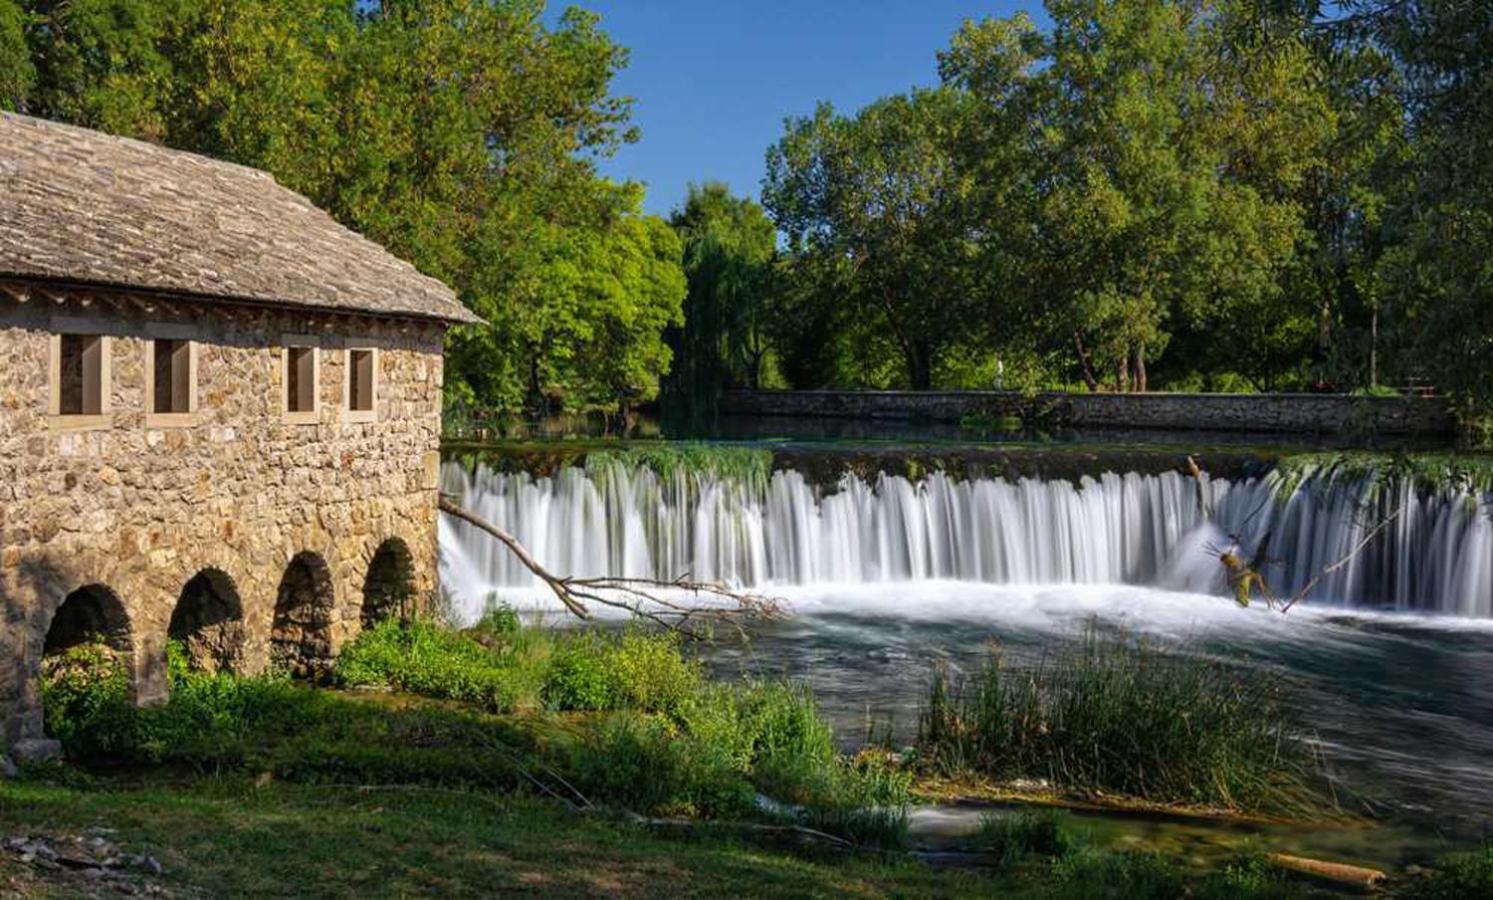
xmin=169 ymin=568 xmax=246 ymax=674
xmin=271 ymin=552 xmax=335 ymax=677
xmin=44 ymin=583 xmax=132 ymax=657
xmin=362 ymin=537 xmax=415 ymax=629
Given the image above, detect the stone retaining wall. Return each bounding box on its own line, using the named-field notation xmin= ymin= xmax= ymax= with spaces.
xmin=1 ymin=288 xmax=448 ymax=752
xmin=722 ymin=389 xmax=1456 ymax=436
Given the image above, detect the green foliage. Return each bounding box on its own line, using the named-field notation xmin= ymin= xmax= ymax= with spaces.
xmin=585 ymin=444 xmax=773 ymax=487
xmin=41 ymin=622 xmax=908 ymax=847
xmin=1408 ymin=843 xmax=1493 ymax=900
xmin=764 ymin=88 xmax=990 ymax=389
xmin=973 ymin=811 xmax=1075 ymax=868
xmin=40 ymin=643 xmax=137 ymax=758
xmin=335 ymin=618 xmax=542 ymax=712
xmin=568 ymin=712 xmax=757 ymax=819
xmin=663 ymin=183 xmax=781 ymax=417
xmin=7 ymin=0 xmax=680 ymax=414
xmin=1050 ymin=848 xmax=1188 ymax=899
xmin=918 ymin=630 xmax=1324 ymax=814
xmin=1273 ymin=452 xmax=1493 ymax=498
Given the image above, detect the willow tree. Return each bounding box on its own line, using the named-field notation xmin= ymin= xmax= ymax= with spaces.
xmin=663 ymin=183 xmax=777 ymax=415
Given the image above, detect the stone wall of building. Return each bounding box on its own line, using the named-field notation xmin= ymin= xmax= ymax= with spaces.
xmin=0 ymin=288 xmax=448 ymax=751
xmin=722 ymin=389 xmax=1457 ymax=436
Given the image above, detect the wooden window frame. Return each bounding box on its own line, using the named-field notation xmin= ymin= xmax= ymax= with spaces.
xmin=343 ymin=346 xmax=378 ymax=424
xmin=47 ymin=323 xmax=112 ymax=433
xmin=144 ymin=326 xmax=201 ymax=428
xmin=281 ymin=334 xmax=320 ymax=425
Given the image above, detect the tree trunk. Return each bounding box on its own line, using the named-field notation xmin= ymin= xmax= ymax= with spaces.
xmin=1133 ymin=343 xmax=1148 ymax=393
xmin=1073 ymin=333 xmax=1099 ymax=392
xmin=907 ymin=344 xmax=933 ymax=390
xmin=1114 ymin=357 xmax=1127 ymax=394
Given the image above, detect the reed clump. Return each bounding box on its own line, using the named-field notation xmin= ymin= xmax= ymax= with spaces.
xmin=918 ymin=630 xmax=1326 ymax=815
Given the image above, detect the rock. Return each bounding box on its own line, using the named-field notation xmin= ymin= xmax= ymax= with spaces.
xmin=0 ymin=755 xmax=16 ymax=779
xmin=8 ymin=739 xmax=61 ymax=765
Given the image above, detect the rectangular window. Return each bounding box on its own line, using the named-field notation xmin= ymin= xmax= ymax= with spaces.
xmin=57 ymin=334 xmax=104 ymax=416
xmin=151 ymin=339 xmax=194 ymax=414
xmin=347 ymin=348 xmax=375 ymax=414
xmin=285 ymin=345 xmax=317 ymax=414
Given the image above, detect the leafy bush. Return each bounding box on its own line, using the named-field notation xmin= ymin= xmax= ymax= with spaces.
xmin=569 ymin=712 xmax=756 ymax=819
xmin=335 ymin=618 xmax=536 ymax=711
xmin=43 ymin=622 xmax=908 ymax=847
xmin=919 ymin=629 xmax=1324 ymax=814
xmin=40 ymin=643 xmax=137 ymax=757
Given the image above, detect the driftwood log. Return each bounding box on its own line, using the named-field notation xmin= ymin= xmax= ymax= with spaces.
xmin=1268 ymin=853 xmax=1387 ymax=890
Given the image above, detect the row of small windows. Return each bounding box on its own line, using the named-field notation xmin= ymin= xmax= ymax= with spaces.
xmin=51 ymin=334 xmax=377 ymax=424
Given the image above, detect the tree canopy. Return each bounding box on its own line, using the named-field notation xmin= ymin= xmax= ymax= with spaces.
xmin=2 ymin=0 xmax=682 ymax=414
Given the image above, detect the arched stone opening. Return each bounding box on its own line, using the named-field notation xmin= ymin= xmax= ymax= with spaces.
xmin=362 ymin=537 xmax=415 ymax=629
xmin=44 ymin=584 xmax=131 ymax=657
xmin=169 ymin=569 xmax=246 ymax=674
xmin=271 ymin=552 xmax=335 ymax=677
xmin=39 ymin=584 xmax=137 ymax=723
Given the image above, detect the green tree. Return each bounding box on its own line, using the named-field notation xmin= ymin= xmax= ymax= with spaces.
xmin=10 ymin=0 xmax=677 ymax=414
xmin=1352 ymin=0 xmax=1493 ymax=419
xmin=1017 ymin=0 xmax=1328 ymax=391
xmin=0 ymin=0 xmax=33 ymax=110
xmin=764 ymin=89 xmax=985 ymax=389
xmin=663 ymin=182 xmax=777 ymax=415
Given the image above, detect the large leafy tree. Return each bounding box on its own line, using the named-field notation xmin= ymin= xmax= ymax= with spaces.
xmin=1351 ymin=0 xmax=1493 ymax=417
xmin=764 ymin=89 xmax=985 ymax=390
xmin=5 ymin=0 xmax=680 ymax=413
xmin=1017 ymin=0 xmax=1327 ymax=391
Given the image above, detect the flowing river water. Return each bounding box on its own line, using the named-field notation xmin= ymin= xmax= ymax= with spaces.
xmin=437 ymin=442 xmax=1493 ymax=849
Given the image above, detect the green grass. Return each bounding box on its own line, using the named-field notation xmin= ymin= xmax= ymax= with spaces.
xmin=917 ymin=630 xmax=1327 ymax=816
xmin=1407 ymin=842 xmax=1493 ymax=899
xmin=0 ymin=776 xmax=1008 ymax=899
xmin=40 ymin=624 xmax=910 ymax=847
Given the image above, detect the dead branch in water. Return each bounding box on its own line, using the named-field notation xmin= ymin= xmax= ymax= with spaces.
xmin=438 ymin=495 xmax=781 ymax=636
xmin=1183 ymin=456 xmax=1406 ymax=614
xmin=1278 ymin=506 xmax=1404 ymax=614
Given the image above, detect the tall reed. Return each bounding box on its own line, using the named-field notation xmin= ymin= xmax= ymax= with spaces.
xmin=919 ymin=629 xmax=1326 ymax=814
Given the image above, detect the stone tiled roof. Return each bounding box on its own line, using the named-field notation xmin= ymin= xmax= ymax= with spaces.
xmin=0 ymin=113 xmax=479 ymax=324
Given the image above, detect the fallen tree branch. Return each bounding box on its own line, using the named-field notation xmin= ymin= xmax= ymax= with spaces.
xmin=438 ymin=495 xmax=781 ymax=635
xmin=1279 ymin=506 xmax=1404 ymax=614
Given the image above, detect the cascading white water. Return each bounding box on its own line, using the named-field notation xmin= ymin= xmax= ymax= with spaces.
xmin=439 ymin=458 xmax=1493 ymax=619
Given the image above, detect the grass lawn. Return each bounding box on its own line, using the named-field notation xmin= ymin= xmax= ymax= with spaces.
xmin=0 ymin=775 xmax=1023 ymax=898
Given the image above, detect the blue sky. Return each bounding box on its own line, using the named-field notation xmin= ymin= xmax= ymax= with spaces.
xmin=555 ymin=2 xmax=1045 ymax=217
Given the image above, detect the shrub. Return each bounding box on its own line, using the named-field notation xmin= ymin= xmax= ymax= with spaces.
xmin=542 ymin=630 xmax=702 ymax=715
xmin=568 ymin=712 xmax=756 ymax=819
xmin=40 ymin=643 xmax=137 ymax=757
xmin=334 ymin=618 xmax=537 ymax=711
xmin=919 ymin=629 xmax=1324 ymax=814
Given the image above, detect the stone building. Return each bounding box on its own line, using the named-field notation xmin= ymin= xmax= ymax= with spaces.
xmin=0 ymin=113 xmax=480 ymax=757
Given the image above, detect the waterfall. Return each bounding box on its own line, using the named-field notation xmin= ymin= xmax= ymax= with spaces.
xmin=439 ymin=458 xmax=1493 ymax=619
